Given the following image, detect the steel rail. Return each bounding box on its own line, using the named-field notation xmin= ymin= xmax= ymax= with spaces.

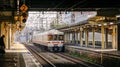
xmin=27 ymin=46 xmax=56 ymax=67
xmin=55 ymin=53 xmax=103 ymax=67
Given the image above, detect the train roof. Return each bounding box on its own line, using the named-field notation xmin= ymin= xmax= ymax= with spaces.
xmin=39 ymin=29 xmax=64 ymax=35
xmin=48 ymin=29 xmax=64 ymax=35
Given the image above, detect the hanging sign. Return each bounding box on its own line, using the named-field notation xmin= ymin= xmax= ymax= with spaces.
xmin=20 ymin=4 xmax=28 ymax=12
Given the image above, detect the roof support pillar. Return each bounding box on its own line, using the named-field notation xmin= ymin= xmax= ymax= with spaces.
xmin=74 ymin=29 xmax=78 ymax=45
xmin=101 ymin=24 xmax=105 ymax=49
xmin=68 ymin=32 xmax=70 ymax=43
xmin=80 ymin=27 xmax=83 ymax=47
xmin=85 ymin=29 xmax=89 ymax=47
xmin=92 ymin=28 xmax=95 ymax=48
xmin=64 ymin=32 xmax=67 ymax=43
xmin=112 ymin=25 xmax=116 ymax=49
xmin=8 ymin=23 xmax=12 ymax=49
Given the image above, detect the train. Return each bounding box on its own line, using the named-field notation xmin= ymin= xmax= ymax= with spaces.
xmin=32 ymin=29 xmax=64 ymax=52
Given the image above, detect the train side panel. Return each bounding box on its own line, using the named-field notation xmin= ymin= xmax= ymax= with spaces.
xmin=32 ymin=29 xmax=64 ymax=52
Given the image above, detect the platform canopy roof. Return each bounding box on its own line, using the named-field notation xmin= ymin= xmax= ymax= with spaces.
xmin=0 ymin=0 xmax=120 ymax=11
xmin=0 ymin=0 xmax=120 ymax=22
xmin=30 ymin=0 xmax=120 ymax=11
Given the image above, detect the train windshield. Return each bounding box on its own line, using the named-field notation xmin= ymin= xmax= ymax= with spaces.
xmin=48 ymin=35 xmax=64 ymax=40
xmin=58 ymin=35 xmax=64 ymax=40
xmin=48 ymin=35 xmax=53 ymax=40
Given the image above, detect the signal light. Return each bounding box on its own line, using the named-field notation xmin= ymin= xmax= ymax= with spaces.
xmin=22 ymin=13 xmax=27 ymax=17
xmin=22 ymin=18 xmax=26 ymax=23
xmin=22 ymin=12 xmax=27 ymax=23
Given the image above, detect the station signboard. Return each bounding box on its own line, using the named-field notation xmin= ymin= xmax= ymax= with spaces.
xmin=20 ymin=4 xmax=28 ymax=13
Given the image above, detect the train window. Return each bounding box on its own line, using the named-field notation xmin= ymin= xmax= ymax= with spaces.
xmin=48 ymin=35 xmax=53 ymax=40
xmin=58 ymin=35 xmax=64 ymax=40
xmin=53 ymin=35 xmax=57 ymax=40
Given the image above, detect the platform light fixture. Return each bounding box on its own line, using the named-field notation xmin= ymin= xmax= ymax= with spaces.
xmin=110 ymin=22 xmax=113 ymax=25
xmin=104 ymin=23 xmax=107 ymax=26
xmin=98 ymin=24 xmax=101 ymax=26
xmin=116 ymin=15 xmax=120 ymax=17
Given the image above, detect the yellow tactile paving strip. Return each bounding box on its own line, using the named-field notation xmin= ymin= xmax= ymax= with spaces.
xmin=4 ymin=42 xmax=40 ymax=67
xmin=6 ymin=42 xmax=28 ymax=53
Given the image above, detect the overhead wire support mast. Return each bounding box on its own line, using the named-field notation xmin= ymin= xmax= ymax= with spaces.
xmin=17 ymin=0 xmax=21 ymax=42
xmin=17 ymin=0 xmax=20 ymax=15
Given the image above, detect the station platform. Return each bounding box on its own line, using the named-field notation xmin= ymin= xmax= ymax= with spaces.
xmin=65 ymin=45 xmax=120 ymax=56
xmin=65 ymin=45 xmax=120 ymax=67
xmin=0 ymin=42 xmax=39 ymax=67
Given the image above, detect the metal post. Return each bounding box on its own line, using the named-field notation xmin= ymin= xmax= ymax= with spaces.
xmin=92 ymin=28 xmax=95 ymax=48
xmin=72 ymin=31 xmax=74 ymax=44
xmin=76 ymin=32 xmax=78 ymax=45
xmin=117 ymin=24 xmax=120 ymax=51
xmin=66 ymin=33 xmax=68 ymax=43
xmin=80 ymin=27 xmax=83 ymax=47
xmin=85 ymin=29 xmax=88 ymax=47
xmin=64 ymin=32 xmax=66 ymax=43
xmin=68 ymin=32 xmax=70 ymax=43
xmin=73 ymin=32 xmax=75 ymax=44
xmin=67 ymin=32 xmax=69 ymax=43
xmin=8 ymin=24 xmax=10 ymax=49
xmin=8 ymin=23 xmax=11 ymax=49
xmin=112 ymin=25 xmax=116 ymax=49
xmin=101 ymin=24 xmax=105 ymax=49
xmin=5 ymin=25 xmax=8 ymax=49
xmin=115 ymin=25 xmax=118 ymax=49
xmin=105 ymin=28 xmax=108 ymax=48
xmin=69 ymin=32 xmax=71 ymax=43
xmin=70 ymin=33 xmax=72 ymax=43
xmin=0 ymin=22 xmax=1 ymax=36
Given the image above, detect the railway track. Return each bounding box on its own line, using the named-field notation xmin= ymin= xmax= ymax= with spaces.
xmin=26 ymin=45 xmax=56 ymax=67
xmin=25 ymin=43 xmax=103 ymax=67
xmin=55 ymin=53 xmax=103 ymax=67
xmin=27 ymin=45 xmax=77 ymax=67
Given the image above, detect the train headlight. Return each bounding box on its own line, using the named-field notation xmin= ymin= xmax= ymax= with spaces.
xmin=58 ymin=44 xmax=63 ymax=47
xmin=48 ymin=44 xmax=54 ymax=47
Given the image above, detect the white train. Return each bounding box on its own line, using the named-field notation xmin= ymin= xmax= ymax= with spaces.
xmin=32 ymin=29 xmax=64 ymax=51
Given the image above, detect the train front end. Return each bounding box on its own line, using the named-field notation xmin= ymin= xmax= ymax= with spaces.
xmin=48 ymin=34 xmax=64 ymax=52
